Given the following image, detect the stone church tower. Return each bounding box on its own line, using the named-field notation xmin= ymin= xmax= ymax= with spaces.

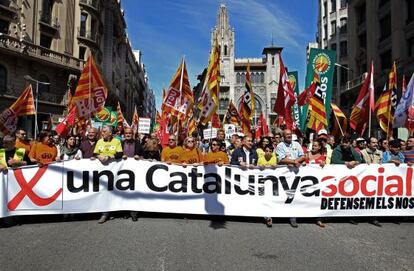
xmin=209 ymin=4 xmax=283 ymax=127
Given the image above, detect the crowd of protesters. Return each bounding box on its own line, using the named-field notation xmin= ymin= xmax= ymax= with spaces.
xmin=0 ymin=125 xmax=413 ymax=227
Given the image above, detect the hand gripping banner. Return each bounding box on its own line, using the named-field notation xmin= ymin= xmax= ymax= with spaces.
xmin=1 ymin=160 xmax=414 ymax=218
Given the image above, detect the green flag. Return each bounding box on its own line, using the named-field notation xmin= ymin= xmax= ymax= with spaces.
xmin=300 ymin=48 xmax=336 ymax=131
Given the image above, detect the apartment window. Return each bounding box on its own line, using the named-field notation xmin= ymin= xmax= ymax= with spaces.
xmin=340 ymin=18 xmax=347 ymax=33
xmin=0 ymin=64 xmax=7 ymax=94
xmin=38 ymin=74 xmax=50 ymax=93
xmin=359 ymin=62 xmax=367 ymax=75
xmin=331 ymin=20 xmax=336 ymax=36
xmin=331 ymin=0 xmax=336 ymax=12
xmin=91 ymin=17 xmax=97 ymax=38
xmin=407 ymin=0 xmax=414 ymax=24
xmin=331 ymin=43 xmax=337 ymax=51
xmin=356 ymin=3 xmax=366 ymax=25
xmin=340 ymin=0 xmax=347 ymax=9
xmin=79 ymin=46 xmax=86 ymax=60
xmin=379 ymin=14 xmax=391 ymax=41
xmin=0 ymin=19 xmax=9 ymax=34
xmin=380 ymin=50 xmax=392 ymax=70
xmin=80 ymin=13 xmax=87 ymax=36
xmin=340 ymin=41 xmax=347 ymax=57
xmin=40 ymin=34 xmax=52 ymax=48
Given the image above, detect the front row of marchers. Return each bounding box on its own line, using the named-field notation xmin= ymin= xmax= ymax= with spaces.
xmin=1 ymin=126 xmax=412 ymax=227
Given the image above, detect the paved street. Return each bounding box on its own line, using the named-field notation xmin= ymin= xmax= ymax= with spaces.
xmin=0 ymin=214 xmax=413 ymax=271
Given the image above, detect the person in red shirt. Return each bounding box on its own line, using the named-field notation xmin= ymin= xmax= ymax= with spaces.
xmin=305 ymin=139 xmax=327 ymax=166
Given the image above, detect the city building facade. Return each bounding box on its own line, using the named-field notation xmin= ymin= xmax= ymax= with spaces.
xmin=317 ymin=0 xmax=349 ymax=104
xmin=0 ymin=0 xmax=152 ymax=136
xmin=344 ymin=0 xmax=414 ymax=121
xmin=210 ymin=4 xmax=282 ymax=127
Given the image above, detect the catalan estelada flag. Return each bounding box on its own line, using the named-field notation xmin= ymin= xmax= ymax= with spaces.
xmin=71 ymin=55 xmax=108 ymax=119
xmin=375 ymin=62 xmax=397 ymax=134
xmin=0 ymin=85 xmax=35 ymax=134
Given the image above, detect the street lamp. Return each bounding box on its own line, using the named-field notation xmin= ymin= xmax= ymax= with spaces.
xmin=24 ymin=75 xmax=50 ymax=140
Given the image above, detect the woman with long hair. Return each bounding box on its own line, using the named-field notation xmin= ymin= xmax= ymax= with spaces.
xmin=305 ymin=138 xmax=327 ymax=166
xmin=60 ymin=134 xmax=82 ymax=161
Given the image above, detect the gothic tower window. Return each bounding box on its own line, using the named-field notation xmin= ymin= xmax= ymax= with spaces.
xmin=260 ymin=72 xmax=265 ymax=83
xmin=224 ymin=45 xmax=228 ymax=56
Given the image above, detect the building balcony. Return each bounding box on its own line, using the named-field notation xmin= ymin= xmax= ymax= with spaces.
xmin=39 ymin=11 xmax=60 ymax=36
xmin=343 ymin=72 xmax=367 ymax=94
xmin=0 ymin=34 xmax=83 ymax=71
xmin=79 ymin=0 xmax=100 ymax=13
xmin=0 ymin=0 xmax=18 ymax=21
xmin=77 ymin=28 xmax=99 ymax=47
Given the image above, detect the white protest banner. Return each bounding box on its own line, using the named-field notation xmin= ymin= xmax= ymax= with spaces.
xmin=139 ymin=117 xmax=151 ymax=134
xmin=2 ymin=161 xmax=414 ymax=218
xmin=203 ymin=128 xmax=217 ymax=140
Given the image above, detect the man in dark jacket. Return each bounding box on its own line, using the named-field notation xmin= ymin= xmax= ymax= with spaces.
xmin=331 ymin=135 xmax=362 ymax=168
xmin=230 ymin=135 xmax=257 ymax=168
xmin=122 ymin=127 xmax=144 ymax=159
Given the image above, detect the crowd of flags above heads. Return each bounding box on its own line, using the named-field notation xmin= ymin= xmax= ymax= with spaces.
xmin=1 ymin=45 xmax=414 ymax=141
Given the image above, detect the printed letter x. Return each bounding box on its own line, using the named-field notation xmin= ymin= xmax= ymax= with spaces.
xmin=7 ymin=166 xmax=63 ymax=211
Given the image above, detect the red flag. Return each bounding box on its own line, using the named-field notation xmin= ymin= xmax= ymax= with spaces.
xmin=261 ymin=112 xmax=268 ymax=135
xmin=350 ymin=61 xmax=375 ymax=135
xmin=255 ymin=112 xmax=269 ymax=140
xmin=273 ymin=54 xmax=296 ymax=130
xmin=211 ymin=112 xmax=221 ymax=128
xmin=297 ymin=73 xmax=319 ymax=106
xmin=55 ymin=107 xmax=76 ymax=137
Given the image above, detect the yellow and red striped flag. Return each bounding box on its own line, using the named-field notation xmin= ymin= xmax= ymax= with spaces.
xmin=162 ymin=58 xmax=193 ymax=121
xmin=306 ymin=73 xmax=327 ymax=132
xmin=198 ymin=38 xmax=220 ymax=125
xmin=131 ymin=105 xmax=139 ymax=134
xmin=0 ymin=85 xmax=35 ymax=134
xmin=375 ymin=62 xmax=397 ymax=134
xmin=224 ymin=100 xmax=240 ymax=125
xmin=239 ymin=62 xmax=254 ymax=134
xmin=116 ymin=101 xmax=128 ymax=130
xmin=331 ymin=103 xmax=347 ymax=137
xmin=71 ymin=55 xmax=108 ymax=119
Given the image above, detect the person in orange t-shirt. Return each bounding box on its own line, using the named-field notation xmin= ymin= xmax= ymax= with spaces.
xmin=29 ymin=130 xmax=58 ymax=165
xmin=181 ymin=136 xmax=202 ymax=165
xmin=161 ymin=135 xmax=183 ymax=163
xmin=15 ymin=129 xmax=32 ymax=153
xmin=203 ymin=138 xmax=229 ymax=165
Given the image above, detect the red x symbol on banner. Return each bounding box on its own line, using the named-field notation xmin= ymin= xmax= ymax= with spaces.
xmin=7 ymin=166 xmax=63 ymax=211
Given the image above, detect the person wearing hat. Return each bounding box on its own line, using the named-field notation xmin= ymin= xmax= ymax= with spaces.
xmin=315 ymin=130 xmax=333 ymax=164
xmin=354 ymin=137 xmax=366 ymax=154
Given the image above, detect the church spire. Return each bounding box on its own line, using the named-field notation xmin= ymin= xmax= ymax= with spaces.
xmin=217 ymin=4 xmax=229 ymax=31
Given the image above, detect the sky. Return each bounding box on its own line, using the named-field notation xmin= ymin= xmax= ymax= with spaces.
xmin=122 ymin=0 xmax=318 ymax=111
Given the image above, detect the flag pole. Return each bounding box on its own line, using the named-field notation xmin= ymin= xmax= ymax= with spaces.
xmin=176 ymin=56 xmax=185 ymax=138
xmin=333 ymin=112 xmax=344 ymax=136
